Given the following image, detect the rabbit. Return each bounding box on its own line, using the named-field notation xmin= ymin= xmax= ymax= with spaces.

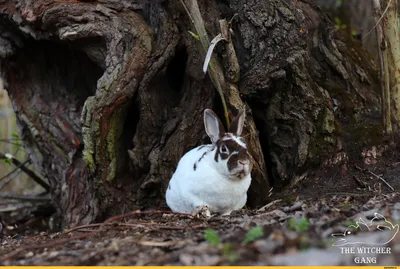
xmin=166 ymin=108 xmax=253 ymax=216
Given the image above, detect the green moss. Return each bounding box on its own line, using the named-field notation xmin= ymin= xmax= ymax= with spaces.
xmin=83 ymin=149 xmax=96 ymax=173
xmin=104 ymin=104 xmax=128 ymax=182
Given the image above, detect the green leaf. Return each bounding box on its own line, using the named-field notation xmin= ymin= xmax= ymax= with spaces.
xmin=222 ymin=243 xmax=239 ymax=263
xmin=11 ymin=132 xmax=19 ymax=138
xmin=288 ymin=217 xmax=310 ymax=232
xmin=242 ymin=226 xmax=264 ymax=245
xmin=204 ymin=229 xmax=220 ymax=246
xmin=4 ymin=157 xmax=12 ymax=164
xmin=188 ymin=31 xmax=200 ymax=41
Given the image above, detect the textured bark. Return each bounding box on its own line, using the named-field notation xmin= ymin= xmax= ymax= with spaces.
xmin=0 ymin=0 xmax=380 ymax=228
xmin=381 ymin=0 xmax=400 ymax=130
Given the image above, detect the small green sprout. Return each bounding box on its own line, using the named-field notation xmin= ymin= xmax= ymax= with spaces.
xmin=204 ymin=229 xmax=220 ymax=246
xmin=222 ymin=243 xmax=239 ymax=263
xmin=188 ymin=31 xmax=200 ymax=41
xmin=288 ymin=217 xmax=310 ymax=232
xmin=242 ymin=226 xmax=264 ymax=245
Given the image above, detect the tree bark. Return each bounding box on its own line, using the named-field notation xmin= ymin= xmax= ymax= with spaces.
xmin=381 ymin=0 xmax=400 ymax=130
xmin=0 ymin=0 xmax=380 ymax=228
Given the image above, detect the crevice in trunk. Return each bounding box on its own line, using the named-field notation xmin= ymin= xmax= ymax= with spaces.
xmin=3 ymin=39 xmax=104 ymax=227
xmin=253 ymin=115 xmax=275 ymax=188
xmin=166 ymin=45 xmax=188 ymax=96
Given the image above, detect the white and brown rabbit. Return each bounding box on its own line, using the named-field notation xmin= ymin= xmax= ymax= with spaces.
xmin=166 ymin=108 xmax=253 ymax=216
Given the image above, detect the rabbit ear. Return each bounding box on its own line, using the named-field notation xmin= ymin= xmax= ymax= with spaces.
xmin=204 ymin=109 xmax=225 ymax=144
xmin=229 ymin=109 xmax=245 ymax=136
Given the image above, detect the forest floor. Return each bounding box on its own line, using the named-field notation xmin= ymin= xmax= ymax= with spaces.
xmin=1 ymin=142 xmax=400 ymax=265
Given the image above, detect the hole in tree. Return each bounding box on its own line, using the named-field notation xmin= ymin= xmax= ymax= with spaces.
xmin=166 ymin=45 xmax=188 ymax=95
xmin=121 ymin=99 xmax=141 ymax=175
xmin=253 ymin=115 xmax=275 ymax=187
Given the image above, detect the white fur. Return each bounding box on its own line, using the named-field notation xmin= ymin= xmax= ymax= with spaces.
xmin=165 ymin=144 xmax=251 ymax=215
xmin=223 ymin=134 xmax=247 ymax=148
xmin=166 ymin=109 xmax=251 ymax=215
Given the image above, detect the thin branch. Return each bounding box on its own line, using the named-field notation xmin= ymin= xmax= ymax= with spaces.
xmin=0 ymin=193 xmax=51 ymax=202
xmin=367 ymin=170 xmax=395 ymax=191
xmin=0 ymin=169 xmax=22 ymax=191
xmin=363 ymin=0 xmax=392 ymax=41
xmin=0 ymin=152 xmax=50 ymax=191
xmin=0 ymin=138 xmax=22 ymax=141
xmin=0 ymin=159 xmax=29 ymax=183
xmin=257 ymin=199 xmax=282 ymax=212
xmin=0 ymin=210 xmax=198 ymax=262
xmin=64 ymin=223 xmax=109 ymax=233
xmin=0 ymin=231 xmax=97 ymax=262
xmin=0 ymin=203 xmax=38 ymax=212
xmin=0 ymin=141 xmax=23 ymax=147
xmin=100 ymin=210 xmax=195 ymax=229
xmin=354 ymin=165 xmax=395 ymax=191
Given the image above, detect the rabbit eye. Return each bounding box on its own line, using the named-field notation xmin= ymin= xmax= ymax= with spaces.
xmin=220 ymin=144 xmax=229 ymax=154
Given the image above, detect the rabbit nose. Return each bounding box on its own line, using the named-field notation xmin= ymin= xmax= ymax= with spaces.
xmin=238 ymin=160 xmax=248 ymax=165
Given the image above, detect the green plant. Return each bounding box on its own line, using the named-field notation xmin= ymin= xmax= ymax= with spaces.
xmin=334 ymin=17 xmax=347 ymax=30
xmin=242 ymin=226 xmax=264 ymax=245
xmin=222 ymin=243 xmax=239 ymax=263
xmin=288 ymin=217 xmax=310 ymax=232
xmin=204 ymin=229 xmax=220 ymax=246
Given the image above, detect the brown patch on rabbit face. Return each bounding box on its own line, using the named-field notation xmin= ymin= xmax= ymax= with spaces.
xmin=214 ymin=134 xmax=252 ymax=177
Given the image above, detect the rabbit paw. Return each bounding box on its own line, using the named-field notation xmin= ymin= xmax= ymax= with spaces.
xmin=221 ymin=210 xmax=232 ymax=216
xmin=192 ymin=205 xmax=211 ymax=218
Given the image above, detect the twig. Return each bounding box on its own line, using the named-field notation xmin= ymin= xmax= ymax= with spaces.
xmin=136 ymin=240 xmax=190 ymax=247
xmin=64 ymin=223 xmax=105 ymax=233
xmin=0 ymin=141 xmax=23 ymax=147
xmin=353 ymin=175 xmax=367 ymax=188
xmin=100 ymin=210 xmax=195 ymax=230
xmin=0 ymin=203 xmax=37 ymax=212
xmin=324 ymin=192 xmax=366 ymax=197
xmin=0 ymin=209 xmax=197 ymax=262
xmin=119 ymin=223 xmax=205 ymax=231
xmin=0 ymin=169 xmax=22 ymax=191
xmin=0 ymin=231 xmax=97 ymax=262
xmin=354 ymin=165 xmax=395 ymax=191
xmin=152 ymin=224 xmax=205 ymax=231
xmin=282 ymin=201 xmax=304 ymax=213
xmin=0 ymin=193 xmax=51 ymax=202
xmin=0 ymin=153 xmax=50 ymax=191
xmin=0 ymin=159 xmax=29 ymax=183
xmin=257 ymin=199 xmax=282 ymax=212
xmin=367 ymin=170 xmax=395 ymax=191
xmin=0 ymin=138 xmax=21 ymax=141
xmin=363 ymin=0 xmax=392 ymax=41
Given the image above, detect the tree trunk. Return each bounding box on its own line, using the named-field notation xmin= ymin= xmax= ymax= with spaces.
xmin=0 ymin=0 xmax=380 ymax=228
xmin=381 ymin=0 xmax=400 ymax=130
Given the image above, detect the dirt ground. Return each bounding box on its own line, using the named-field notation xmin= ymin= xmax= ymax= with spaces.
xmin=1 ymin=140 xmax=400 ymax=265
